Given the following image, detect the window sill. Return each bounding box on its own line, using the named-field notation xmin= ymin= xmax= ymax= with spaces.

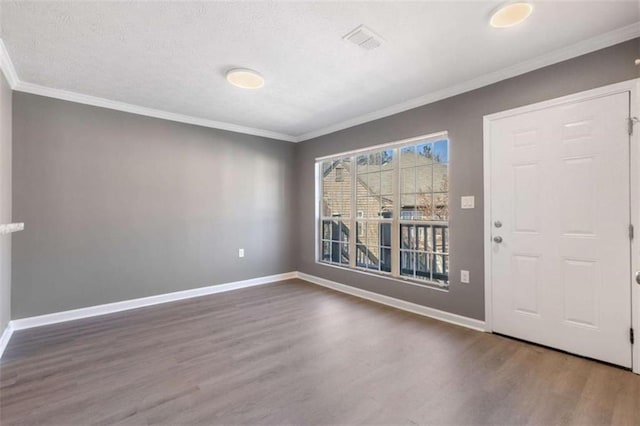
xmin=315 ymin=260 xmax=450 ymax=293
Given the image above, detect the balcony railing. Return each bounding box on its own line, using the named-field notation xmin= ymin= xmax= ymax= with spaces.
xmin=400 ymin=223 xmax=448 ymax=283
xmin=325 ymin=219 xmax=449 ymax=284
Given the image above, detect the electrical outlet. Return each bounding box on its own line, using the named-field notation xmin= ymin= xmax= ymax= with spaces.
xmin=460 ymin=270 xmax=470 ymax=284
xmin=238 ymin=248 xmax=245 ymax=258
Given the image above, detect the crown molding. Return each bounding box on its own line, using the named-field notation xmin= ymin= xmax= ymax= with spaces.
xmin=296 ymin=21 xmax=640 ymax=142
xmin=13 ymin=81 xmax=298 ymax=142
xmin=1 ymin=22 xmax=639 ymax=144
xmin=0 ymin=39 xmax=298 ymax=143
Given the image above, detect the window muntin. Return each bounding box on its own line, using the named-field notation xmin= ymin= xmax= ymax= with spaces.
xmin=318 ymin=134 xmax=449 ymax=287
xmin=320 ymin=219 xmax=350 ymax=266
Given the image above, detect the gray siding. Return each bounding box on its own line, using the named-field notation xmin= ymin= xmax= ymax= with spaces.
xmin=12 ymin=94 xmax=296 ymax=318
xmin=295 ymin=38 xmax=640 ymax=321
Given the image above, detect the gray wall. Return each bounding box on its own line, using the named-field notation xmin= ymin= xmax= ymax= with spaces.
xmin=9 ymin=39 xmax=640 ymax=322
xmin=0 ymin=72 xmax=11 ymax=331
xmin=296 ymin=39 xmax=640 ymax=321
xmin=12 ymin=94 xmax=296 ymax=318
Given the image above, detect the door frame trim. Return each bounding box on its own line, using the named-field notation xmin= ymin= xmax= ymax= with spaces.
xmin=483 ymin=78 xmax=640 ymax=373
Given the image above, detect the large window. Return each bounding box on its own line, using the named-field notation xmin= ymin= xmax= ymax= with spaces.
xmin=317 ymin=133 xmax=450 ymax=287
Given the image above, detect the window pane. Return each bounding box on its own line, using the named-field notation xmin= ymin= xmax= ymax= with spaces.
xmin=380 ymin=248 xmax=392 ymax=272
xmin=339 ymin=158 xmax=352 ymax=217
xmin=380 ymin=223 xmax=392 ymax=247
xmin=401 ymin=168 xmax=415 ymax=193
xmin=416 ymin=225 xmax=427 ymax=251
xmin=369 ymin=223 xmax=381 ymax=249
xmin=401 ymin=193 xmax=415 ymax=213
xmin=416 ymin=192 xmax=432 ymax=220
xmin=356 ymin=221 xmax=365 ymax=241
xmin=381 ymin=149 xmax=394 ymax=171
xmin=357 ymin=154 xmax=368 ymax=174
xmin=400 ymin=225 xmax=416 ymax=250
xmin=362 ymin=196 xmax=377 ymax=219
xmin=434 ymin=192 xmax=449 ymax=220
xmin=400 ymin=225 xmax=409 ymax=249
xmin=340 ymin=243 xmax=349 ymax=265
xmin=330 ymin=220 xmax=350 ymax=243
xmin=416 ymin=166 xmax=433 ymax=193
xmin=443 ymin=227 xmax=449 ymax=253
xmin=433 ymin=163 xmax=448 ymax=193
xmin=356 ymin=242 xmax=379 ymax=270
xmin=331 ymin=242 xmax=340 ymax=263
xmin=381 ymin=170 xmax=393 ymax=195
xmin=433 ymin=226 xmax=447 ymax=253
xmin=322 ymin=241 xmax=331 ymax=261
xmin=356 ymin=244 xmax=367 ymax=267
xmin=426 ymin=225 xmax=435 ymax=252
xmin=400 ymin=251 xmax=415 ymax=278
xmin=330 ymin=220 xmax=339 ymax=240
xmin=322 ymin=196 xmax=335 ymax=217
xmin=434 ymin=140 xmax=448 ymax=163
xmin=368 ymin=173 xmax=381 ymax=196
xmin=416 ymin=252 xmax=430 ymax=279
xmin=322 ymin=220 xmax=331 ymax=240
xmin=417 ymin=142 xmax=433 ymax=165
xmin=380 ymin=196 xmax=393 ymax=218
xmin=368 ymin=247 xmax=380 ymax=269
xmin=322 ymin=157 xmax=352 ymax=218
xmin=400 ymin=146 xmax=415 ymax=168
xmin=339 ymin=221 xmax=350 ymax=243
xmin=432 ymin=254 xmax=448 ymax=282
xmin=369 ymin=152 xmax=382 ymax=171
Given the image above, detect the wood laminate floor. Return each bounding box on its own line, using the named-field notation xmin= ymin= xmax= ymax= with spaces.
xmin=1 ymin=279 xmax=639 ymax=425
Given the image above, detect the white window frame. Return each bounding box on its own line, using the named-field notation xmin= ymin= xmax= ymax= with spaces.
xmin=315 ymin=131 xmax=450 ymax=289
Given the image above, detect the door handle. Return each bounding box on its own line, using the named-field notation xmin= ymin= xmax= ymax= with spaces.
xmin=493 ymin=236 xmax=503 ymax=243
xmin=636 ymin=271 xmax=640 ymax=285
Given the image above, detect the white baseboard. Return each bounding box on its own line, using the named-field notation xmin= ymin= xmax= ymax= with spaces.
xmin=2 ymin=270 xmax=485 ymax=360
xmin=9 ymin=272 xmax=297 ymax=332
xmin=0 ymin=322 xmax=14 ymax=360
xmin=296 ymin=272 xmax=487 ymax=332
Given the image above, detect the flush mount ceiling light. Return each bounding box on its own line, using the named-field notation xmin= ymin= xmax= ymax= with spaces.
xmin=490 ymin=2 xmax=533 ymax=28
xmin=225 ymin=68 xmax=264 ymax=89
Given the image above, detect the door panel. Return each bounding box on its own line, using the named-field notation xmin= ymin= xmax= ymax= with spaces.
xmin=490 ymin=91 xmax=632 ymax=367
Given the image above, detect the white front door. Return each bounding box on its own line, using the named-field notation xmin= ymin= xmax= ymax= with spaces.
xmin=489 ymin=91 xmax=632 ymax=367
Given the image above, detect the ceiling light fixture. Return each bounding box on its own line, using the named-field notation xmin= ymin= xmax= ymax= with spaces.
xmin=490 ymin=2 xmax=533 ymax=28
xmin=226 ymin=68 xmax=264 ymax=89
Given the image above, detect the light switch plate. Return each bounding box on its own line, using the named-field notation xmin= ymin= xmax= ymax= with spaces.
xmin=238 ymin=248 xmax=245 ymax=258
xmin=460 ymin=270 xmax=470 ymax=284
xmin=461 ymin=196 xmax=475 ymax=209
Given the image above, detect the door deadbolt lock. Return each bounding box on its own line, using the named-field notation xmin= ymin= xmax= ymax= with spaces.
xmin=636 ymin=271 xmax=640 ymax=285
xmin=494 ymin=221 xmax=502 ymax=228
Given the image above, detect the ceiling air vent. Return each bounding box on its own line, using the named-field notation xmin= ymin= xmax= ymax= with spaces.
xmin=343 ymin=25 xmax=383 ymax=50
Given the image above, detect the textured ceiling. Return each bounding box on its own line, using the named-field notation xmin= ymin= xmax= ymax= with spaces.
xmin=1 ymin=1 xmax=639 ymax=141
